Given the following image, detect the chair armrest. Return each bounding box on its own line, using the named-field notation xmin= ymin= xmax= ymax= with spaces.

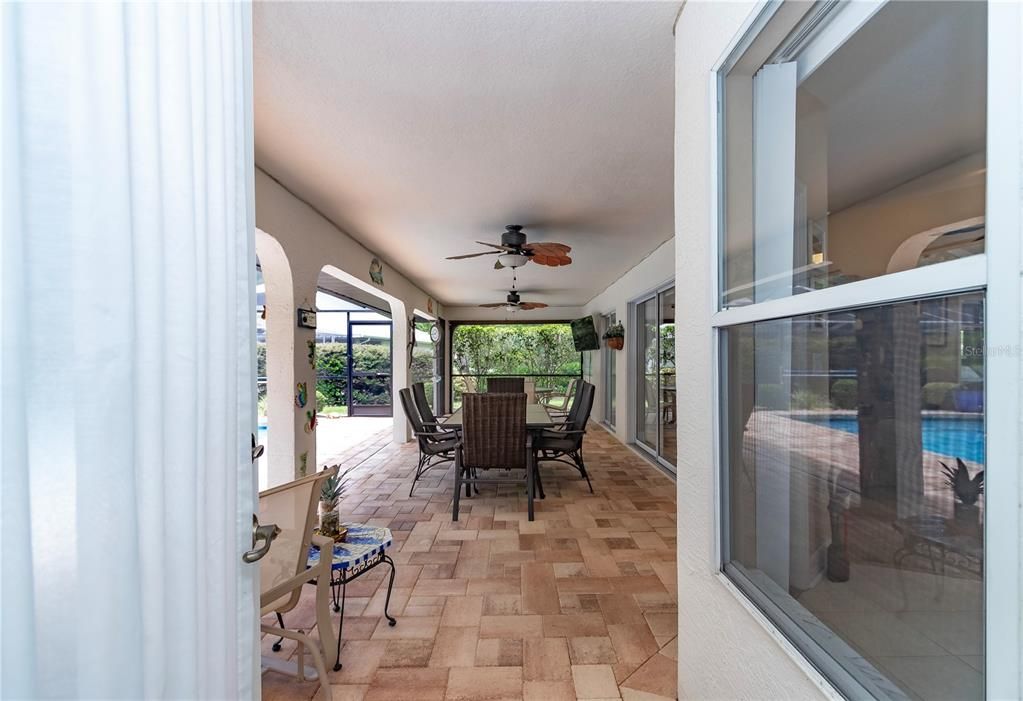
xmin=311 ymin=533 xmax=333 ymax=550
xmin=416 ymin=429 xmax=459 ymax=439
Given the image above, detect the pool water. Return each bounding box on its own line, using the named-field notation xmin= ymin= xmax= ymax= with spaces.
xmin=797 ymin=415 xmax=985 ymax=464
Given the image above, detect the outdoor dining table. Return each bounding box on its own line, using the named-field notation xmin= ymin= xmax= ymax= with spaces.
xmin=442 ymin=402 xmax=556 ymax=430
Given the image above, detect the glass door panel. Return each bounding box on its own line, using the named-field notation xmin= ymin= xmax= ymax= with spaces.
xmin=658 ymin=288 xmax=676 ymax=464
xmin=349 ymin=321 xmax=392 ymax=417
xmin=636 ymin=297 xmax=658 ymax=449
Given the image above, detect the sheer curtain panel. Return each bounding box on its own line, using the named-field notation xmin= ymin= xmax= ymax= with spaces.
xmin=1 ymin=4 xmax=258 ymax=698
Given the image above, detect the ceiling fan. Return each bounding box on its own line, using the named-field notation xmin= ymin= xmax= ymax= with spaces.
xmin=479 ymin=271 xmax=548 ymax=312
xmin=446 ymin=224 xmax=572 ymax=269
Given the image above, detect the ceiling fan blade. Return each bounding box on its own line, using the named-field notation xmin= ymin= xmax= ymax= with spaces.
xmin=523 ymin=242 xmax=571 ymax=254
xmin=529 ymin=254 xmax=572 ymax=267
xmin=446 ymin=250 xmax=501 ymax=260
xmin=523 ymin=242 xmax=572 ymax=267
xmin=479 ymin=302 xmax=508 ymax=308
xmin=518 ymin=302 xmax=549 ymax=310
xmin=476 ymin=241 xmax=517 ymax=252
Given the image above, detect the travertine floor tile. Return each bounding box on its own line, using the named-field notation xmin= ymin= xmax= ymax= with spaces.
xmin=263 ymin=425 xmax=677 ymax=701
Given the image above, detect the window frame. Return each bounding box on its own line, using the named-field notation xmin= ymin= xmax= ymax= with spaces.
xmin=710 ymin=1 xmax=1022 ymax=699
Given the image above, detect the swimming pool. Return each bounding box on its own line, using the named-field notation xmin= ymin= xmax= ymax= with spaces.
xmin=796 ymin=415 xmax=985 ymax=464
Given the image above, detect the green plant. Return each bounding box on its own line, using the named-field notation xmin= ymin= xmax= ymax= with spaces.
xmin=603 ymin=322 xmax=625 ymax=339
xmin=923 ymin=382 xmax=958 ymax=410
xmin=941 ymin=458 xmax=984 ymax=505
xmin=320 ymin=465 xmax=356 ymax=511
xmin=791 ymin=389 xmax=829 ymax=410
xmin=755 ymin=383 xmax=786 ymax=409
xmin=830 ymin=379 xmax=858 ymax=410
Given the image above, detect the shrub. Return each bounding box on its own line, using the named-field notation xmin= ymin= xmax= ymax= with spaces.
xmin=830 ymin=379 xmax=858 ymax=410
xmin=756 ymin=384 xmax=786 ymax=409
xmin=791 ymin=389 xmax=829 ymax=410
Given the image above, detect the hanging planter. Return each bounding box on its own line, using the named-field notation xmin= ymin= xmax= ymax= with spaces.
xmin=603 ymin=322 xmax=625 ymax=350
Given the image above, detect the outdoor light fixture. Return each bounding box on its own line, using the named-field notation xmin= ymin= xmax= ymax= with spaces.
xmin=497 ymin=252 xmax=529 ymax=268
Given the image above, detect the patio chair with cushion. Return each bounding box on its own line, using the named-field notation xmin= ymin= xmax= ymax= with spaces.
xmin=546 ymin=378 xmax=585 ymax=422
xmin=400 ymin=387 xmax=460 ymax=497
xmin=533 ymin=381 xmax=596 ymax=495
xmin=486 ymin=377 xmax=525 ymax=393
xmin=257 ymin=467 xmax=338 ymax=701
xmin=539 ymin=377 xmax=578 ymax=417
xmin=453 ymin=392 xmax=536 ymax=521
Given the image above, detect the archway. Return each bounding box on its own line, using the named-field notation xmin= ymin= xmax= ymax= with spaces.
xmin=255 ymin=228 xmax=298 ymax=488
xmin=319 ymin=264 xmax=411 ymax=446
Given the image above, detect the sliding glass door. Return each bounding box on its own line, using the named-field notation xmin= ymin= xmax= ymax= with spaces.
xmin=634 ymin=284 xmax=676 ymax=469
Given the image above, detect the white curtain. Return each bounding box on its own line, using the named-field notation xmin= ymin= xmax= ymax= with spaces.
xmin=1 ymin=4 xmax=258 ymax=699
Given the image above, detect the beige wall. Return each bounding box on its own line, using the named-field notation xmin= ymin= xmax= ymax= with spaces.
xmin=674 ymin=2 xmax=828 ymax=698
xmin=583 ymin=238 xmax=674 ymax=444
xmin=255 ymin=168 xmax=439 ymax=483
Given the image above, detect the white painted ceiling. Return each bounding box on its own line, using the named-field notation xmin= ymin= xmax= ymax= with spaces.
xmin=254 ymin=1 xmax=678 ymax=308
xmin=801 ymin=0 xmax=986 ymax=212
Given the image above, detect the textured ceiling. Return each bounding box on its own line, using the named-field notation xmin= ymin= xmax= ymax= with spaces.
xmin=254 ymin=1 xmax=678 ymax=307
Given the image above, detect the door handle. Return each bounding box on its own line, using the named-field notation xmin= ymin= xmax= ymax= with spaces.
xmin=242 ymin=513 xmax=281 ymax=564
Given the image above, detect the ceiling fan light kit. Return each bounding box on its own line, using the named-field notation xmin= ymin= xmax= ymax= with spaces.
xmin=498 ymin=252 xmax=529 ymax=268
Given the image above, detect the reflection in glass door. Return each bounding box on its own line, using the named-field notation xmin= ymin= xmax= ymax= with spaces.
xmin=634 ymin=284 xmax=676 ymax=469
xmin=636 ymin=299 xmax=658 ymax=449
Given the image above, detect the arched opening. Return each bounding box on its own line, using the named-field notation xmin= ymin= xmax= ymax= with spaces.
xmin=318 ymin=264 xmax=411 ymax=448
xmin=255 ymin=228 xmax=296 ymax=488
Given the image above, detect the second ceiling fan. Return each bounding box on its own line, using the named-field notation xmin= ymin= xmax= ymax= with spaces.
xmin=478 ymin=270 xmax=548 ymax=312
xmin=446 ymin=224 xmax=572 ymax=269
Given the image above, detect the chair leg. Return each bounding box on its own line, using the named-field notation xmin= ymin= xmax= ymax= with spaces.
xmin=409 ymin=450 xmax=427 ymax=497
xmin=452 ymin=451 xmax=462 ymax=522
xmin=575 ymin=449 xmax=594 ymax=493
xmin=272 ymin=612 xmax=285 ymax=651
xmin=526 ymin=453 xmax=535 ymax=521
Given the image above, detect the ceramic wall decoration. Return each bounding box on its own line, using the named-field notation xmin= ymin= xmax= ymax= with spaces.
xmin=307 ymin=339 xmax=316 ymax=368
xmin=298 ymin=451 xmax=308 ymax=476
xmin=370 ymin=258 xmax=384 ymax=285
xmin=295 ymin=382 xmax=308 ymax=408
xmin=304 ymin=410 xmax=317 ymax=434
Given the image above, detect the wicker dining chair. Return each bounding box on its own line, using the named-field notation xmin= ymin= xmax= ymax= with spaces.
xmin=486 ymin=377 xmax=525 ymax=394
xmin=399 ymin=388 xmax=459 ymax=497
xmin=533 ymin=381 xmax=596 ymax=495
xmin=453 ymin=392 xmax=536 ymax=521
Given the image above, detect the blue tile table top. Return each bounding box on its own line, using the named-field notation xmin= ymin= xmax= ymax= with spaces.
xmin=307 ymin=523 xmax=393 ymax=572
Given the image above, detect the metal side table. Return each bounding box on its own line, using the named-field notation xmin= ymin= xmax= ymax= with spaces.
xmin=305 ymin=523 xmax=398 ymax=671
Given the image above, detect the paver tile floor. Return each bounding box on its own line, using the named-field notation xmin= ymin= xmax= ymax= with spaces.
xmin=262 ymin=424 xmax=678 ymax=700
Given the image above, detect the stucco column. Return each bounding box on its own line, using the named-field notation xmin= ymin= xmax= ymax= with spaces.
xmin=291 ymin=269 xmax=319 ymax=476
xmin=390 ymin=302 xmax=412 ymax=443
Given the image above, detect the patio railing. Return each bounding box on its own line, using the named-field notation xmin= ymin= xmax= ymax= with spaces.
xmin=450 ymin=373 xmax=581 ymax=409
